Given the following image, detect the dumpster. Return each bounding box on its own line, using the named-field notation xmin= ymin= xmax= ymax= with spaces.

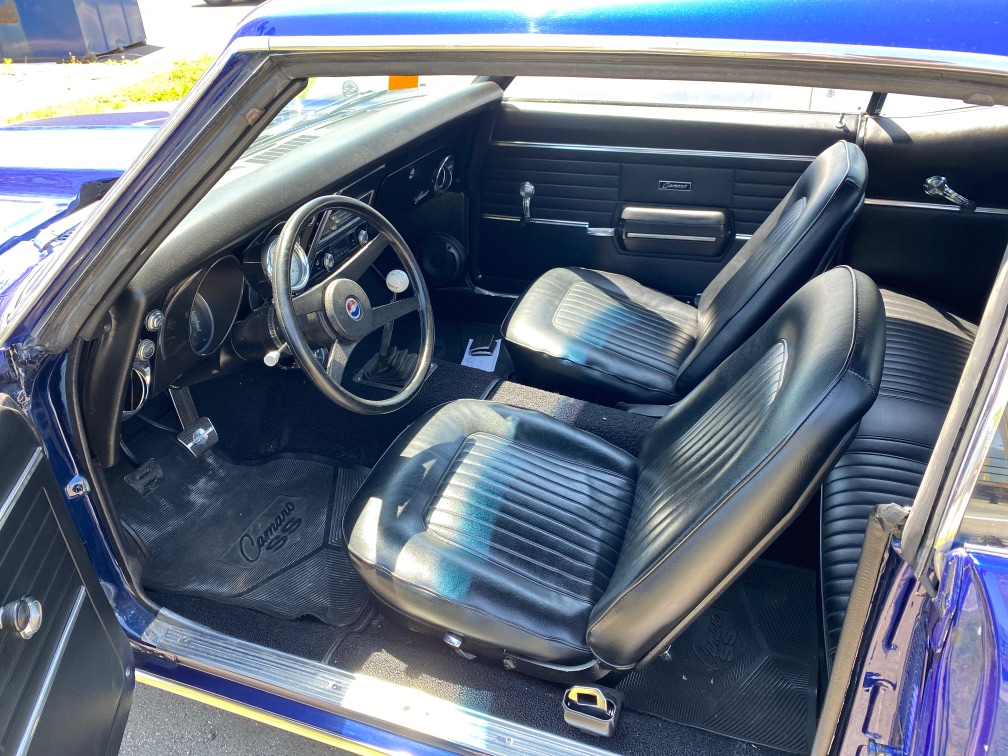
xmin=0 ymin=0 xmax=146 ymax=62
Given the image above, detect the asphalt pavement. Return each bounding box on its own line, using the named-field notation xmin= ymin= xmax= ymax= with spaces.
xmin=122 ymin=682 xmax=349 ymax=755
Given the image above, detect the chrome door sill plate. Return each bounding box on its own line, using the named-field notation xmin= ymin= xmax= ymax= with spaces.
xmin=143 ymin=609 xmax=616 ymax=756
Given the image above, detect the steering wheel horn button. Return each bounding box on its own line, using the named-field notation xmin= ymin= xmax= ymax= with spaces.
xmin=345 ymin=296 xmax=363 ymax=320
xmin=324 ymin=278 xmax=372 ymax=340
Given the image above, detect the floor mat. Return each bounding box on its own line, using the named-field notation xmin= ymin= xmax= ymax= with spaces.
xmin=617 ymin=561 xmax=818 ymax=755
xmin=111 ymin=430 xmax=371 ymax=626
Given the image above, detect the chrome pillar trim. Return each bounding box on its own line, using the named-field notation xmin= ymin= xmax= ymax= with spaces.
xmin=625 ymin=232 xmax=717 ymax=242
xmin=144 ymin=610 xmax=618 ymax=756
xmin=491 ymin=140 xmax=815 ymax=163
xmin=15 ymin=587 xmax=87 ymax=756
xmin=0 ymin=447 xmax=43 ymax=533
xmin=865 ymin=198 xmax=1008 ymax=216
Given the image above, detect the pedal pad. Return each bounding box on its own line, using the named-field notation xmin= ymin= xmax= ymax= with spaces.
xmin=169 ymin=386 xmax=218 ymax=458
xmin=176 ymin=417 xmax=218 ymax=458
xmin=562 ymin=685 xmax=622 ymax=737
xmin=125 ymin=459 xmax=164 ymax=496
xmin=468 ymin=333 xmax=498 ymax=356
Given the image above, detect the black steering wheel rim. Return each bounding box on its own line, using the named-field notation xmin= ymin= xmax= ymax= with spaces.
xmin=271 ymin=195 xmax=434 ymax=414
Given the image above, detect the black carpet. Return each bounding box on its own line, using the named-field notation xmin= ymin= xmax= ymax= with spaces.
xmin=618 ymin=561 xmax=818 ymax=755
xmin=328 ymin=613 xmax=789 ymax=756
xmin=488 ymin=380 xmax=656 ymax=456
xmin=111 ymin=429 xmax=371 ymax=626
xmin=188 ymin=358 xmax=497 ymax=467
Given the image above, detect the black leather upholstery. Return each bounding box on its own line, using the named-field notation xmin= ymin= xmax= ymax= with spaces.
xmin=345 ymin=267 xmax=885 ymax=677
xmin=504 ymin=140 xmax=868 ymax=404
xmin=820 ymin=289 xmax=977 ymax=666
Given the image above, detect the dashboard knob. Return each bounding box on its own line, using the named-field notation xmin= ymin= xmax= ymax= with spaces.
xmin=145 ymin=309 xmax=165 ymax=332
xmin=357 ymin=228 xmax=369 ymax=246
xmin=385 ymin=269 xmax=410 ymax=294
xmin=136 ymin=339 xmax=156 ymax=361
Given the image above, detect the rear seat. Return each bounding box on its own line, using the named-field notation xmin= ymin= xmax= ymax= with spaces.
xmin=820 ymin=288 xmax=977 ymax=665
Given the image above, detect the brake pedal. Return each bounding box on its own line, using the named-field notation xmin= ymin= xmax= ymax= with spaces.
xmin=169 ymin=387 xmax=218 ymax=458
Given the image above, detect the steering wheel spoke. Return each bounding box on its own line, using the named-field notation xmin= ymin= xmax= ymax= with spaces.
xmin=369 ymin=296 xmax=420 ymax=334
xmin=335 ymin=231 xmax=389 ymax=281
xmin=325 ymin=339 xmax=356 ymax=385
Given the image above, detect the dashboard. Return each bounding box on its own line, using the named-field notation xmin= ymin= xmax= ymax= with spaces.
xmin=82 ymin=81 xmax=503 ymax=469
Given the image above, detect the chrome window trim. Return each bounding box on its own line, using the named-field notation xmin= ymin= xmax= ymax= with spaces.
xmin=15 ymin=586 xmax=87 ymax=756
xmin=865 ymin=198 xmax=1008 ymax=216
xmin=0 ymin=447 xmax=43 ymax=533
xmin=143 ymin=609 xmax=616 ymax=756
xmin=491 ymin=139 xmax=815 ymax=163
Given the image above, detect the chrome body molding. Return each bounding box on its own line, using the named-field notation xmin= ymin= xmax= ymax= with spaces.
xmin=491 ymin=140 xmax=815 ymax=163
xmin=865 ymin=198 xmax=1008 ymax=216
xmin=0 ymin=447 xmax=43 ymax=533
xmin=625 ymin=232 xmax=717 ymax=242
xmin=14 ymin=587 xmax=87 ymax=756
xmin=143 ymin=609 xmax=618 ymax=756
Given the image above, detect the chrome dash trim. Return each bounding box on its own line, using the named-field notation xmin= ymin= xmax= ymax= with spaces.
xmin=144 ymin=609 xmax=617 ymax=756
xmin=0 ymin=447 xmax=43 ymax=534
xmin=586 ymin=227 xmax=615 ymax=237
xmin=865 ymin=198 xmax=1008 ymax=216
xmin=734 ymin=233 xmax=753 ymax=241
xmin=15 ymin=586 xmax=87 ymax=756
xmin=625 ymin=232 xmax=717 ymax=242
xmin=491 ymin=140 xmax=815 ymax=163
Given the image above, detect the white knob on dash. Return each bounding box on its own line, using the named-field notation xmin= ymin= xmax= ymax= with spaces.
xmin=386 ymin=269 xmax=410 ymax=294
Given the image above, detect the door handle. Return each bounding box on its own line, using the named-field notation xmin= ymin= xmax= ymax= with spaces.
xmin=1 ymin=596 xmax=42 ymax=639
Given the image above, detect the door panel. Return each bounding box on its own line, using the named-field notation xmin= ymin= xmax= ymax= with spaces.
xmin=0 ymin=397 xmax=132 ymax=755
xmin=475 ymin=100 xmax=848 ymax=296
xmin=839 ymin=105 xmax=1008 ymax=320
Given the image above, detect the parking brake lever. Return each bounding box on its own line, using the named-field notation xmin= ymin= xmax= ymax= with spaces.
xmin=924 ymin=176 xmax=976 ymax=212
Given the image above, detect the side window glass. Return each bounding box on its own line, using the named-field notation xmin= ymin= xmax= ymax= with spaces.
xmin=503 ymin=77 xmax=870 ymax=114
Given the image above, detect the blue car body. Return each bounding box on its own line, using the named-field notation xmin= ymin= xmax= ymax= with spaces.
xmin=3 ymin=2 xmax=1008 ymax=755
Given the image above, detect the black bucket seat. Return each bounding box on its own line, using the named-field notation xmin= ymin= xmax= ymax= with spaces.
xmin=504 ymin=141 xmax=868 ymax=404
xmin=344 ymin=266 xmax=884 ymax=680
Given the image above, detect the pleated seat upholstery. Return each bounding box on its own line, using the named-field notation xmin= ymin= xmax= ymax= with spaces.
xmin=345 ymin=267 xmax=885 ymax=679
xmin=820 ymin=289 xmax=977 ymax=666
xmin=504 ymin=140 xmax=868 ymax=404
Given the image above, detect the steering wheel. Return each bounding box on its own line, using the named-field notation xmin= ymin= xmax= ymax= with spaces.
xmin=270 ymin=195 xmax=433 ymax=414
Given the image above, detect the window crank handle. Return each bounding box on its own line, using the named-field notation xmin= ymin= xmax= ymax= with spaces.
xmin=924 ymin=176 xmax=976 ymax=212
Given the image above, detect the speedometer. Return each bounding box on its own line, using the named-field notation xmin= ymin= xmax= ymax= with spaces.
xmin=189 ymin=292 xmax=215 ymax=355
xmin=264 ymin=237 xmax=311 ymax=292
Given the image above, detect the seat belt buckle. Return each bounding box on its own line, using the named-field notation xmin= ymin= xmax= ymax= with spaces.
xmin=562 ymin=684 xmax=622 ymax=737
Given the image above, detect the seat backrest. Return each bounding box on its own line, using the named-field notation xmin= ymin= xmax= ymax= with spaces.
xmin=586 ymin=266 xmax=884 ymax=670
xmin=674 ymin=140 xmax=868 ymax=397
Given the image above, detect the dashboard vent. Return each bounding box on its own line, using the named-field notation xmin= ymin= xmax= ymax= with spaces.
xmin=244 ymin=134 xmax=319 ymax=166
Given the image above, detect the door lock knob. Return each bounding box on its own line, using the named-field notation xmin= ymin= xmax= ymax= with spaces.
xmin=1 ymin=596 xmax=42 ymax=639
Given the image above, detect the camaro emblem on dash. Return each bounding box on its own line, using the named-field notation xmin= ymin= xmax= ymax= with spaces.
xmin=658 ymin=180 xmax=692 ymax=191
xmin=345 ymin=296 xmax=362 ymax=320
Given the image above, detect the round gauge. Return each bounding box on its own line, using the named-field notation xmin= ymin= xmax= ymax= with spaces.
xmin=189 ymin=292 xmax=216 ymax=355
xmin=264 ymin=237 xmax=311 ymax=292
